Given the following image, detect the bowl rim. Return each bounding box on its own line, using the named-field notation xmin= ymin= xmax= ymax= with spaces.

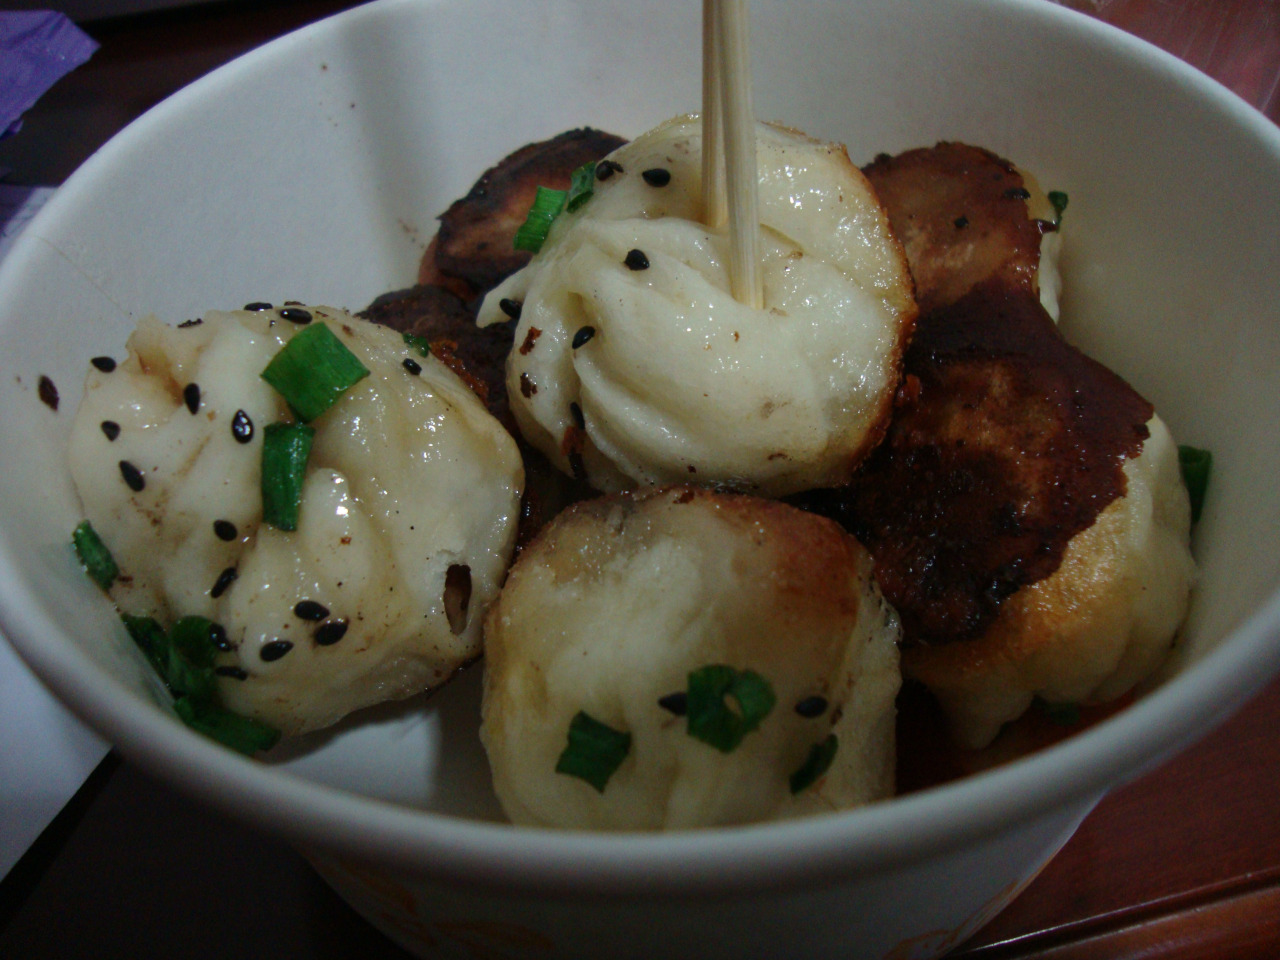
xmin=4 ymin=0 xmax=1280 ymax=899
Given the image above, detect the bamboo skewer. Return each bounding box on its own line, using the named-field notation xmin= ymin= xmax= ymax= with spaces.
xmin=701 ymin=0 xmax=726 ymax=231
xmin=705 ymin=0 xmax=762 ymax=309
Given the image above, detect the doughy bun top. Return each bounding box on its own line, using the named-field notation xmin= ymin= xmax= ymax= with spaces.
xmin=480 ymin=115 xmax=917 ymax=498
xmin=481 ymin=486 xmax=901 ymax=830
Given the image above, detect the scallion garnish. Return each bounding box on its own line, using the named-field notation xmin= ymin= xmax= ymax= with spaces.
xmin=261 ymin=422 xmax=315 ymax=531
xmin=789 ymin=734 xmax=838 ymax=794
xmin=173 ymin=698 xmax=281 ymax=756
xmin=260 ymin=322 xmax=370 ymax=422
xmin=120 ymin=612 xmax=281 ymax=755
xmin=402 ymin=332 xmax=432 ymax=357
xmin=685 ymin=665 xmax=776 ymax=753
xmin=555 ymin=710 xmax=631 ymax=792
xmin=513 ymin=186 xmax=567 ymax=253
xmin=1178 ymin=444 xmax=1212 ymax=524
xmin=566 ymin=162 xmax=597 ymax=213
xmin=121 ymin=613 xmax=169 ymax=677
xmin=72 ymin=520 xmax=118 ymax=590
xmin=1048 ymin=190 xmax=1069 ymax=225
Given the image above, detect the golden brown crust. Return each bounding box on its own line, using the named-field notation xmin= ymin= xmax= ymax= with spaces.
xmin=428 ymin=127 xmax=628 ymax=294
xmin=796 ymin=279 xmax=1153 ymax=647
xmin=862 ymin=142 xmax=1048 ymax=316
xmin=538 ymin=485 xmax=871 ymax=626
xmin=359 ymin=283 xmax=514 ymax=423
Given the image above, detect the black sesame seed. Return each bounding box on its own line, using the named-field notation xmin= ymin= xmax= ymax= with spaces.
xmin=100 ymin=420 xmax=121 ymax=441
xmin=213 ymin=519 xmax=238 ymax=541
xmin=279 ymin=307 xmax=313 ymax=324
xmin=795 ymin=695 xmax=829 ymax=718
xmin=1003 ymin=187 xmax=1032 ymax=200
xmin=183 ymin=382 xmax=201 ymax=414
xmin=119 ymin=460 xmax=145 ymax=492
xmin=314 ymin=619 xmax=348 ymax=646
xmin=209 ymin=623 xmax=232 ymax=651
xmin=214 ymin=666 xmax=248 ymax=680
xmin=294 ymin=599 xmax=330 ymax=621
xmin=210 ymin=566 xmax=238 ymax=599
xmin=569 ymin=401 xmax=585 ymax=429
xmin=499 ymin=298 xmax=523 ymax=320
xmin=260 ymin=639 xmax=294 ymax=662
xmin=642 ymin=167 xmax=671 ymax=187
xmin=403 ymin=357 xmax=422 ymax=375
xmin=90 ymin=356 xmax=117 ymax=373
xmin=572 ymin=326 xmax=596 ymax=349
xmin=243 ymin=301 xmax=273 ymax=311
xmin=954 ymin=215 xmax=969 ymax=229
xmin=658 ymin=692 xmax=688 ymax=716
xmin=37 ymin=376 xmax=58 ymax=411
xmin=624 ymin=249 xmax=650 ymax=271
xmin=231 ymin=409 xmax=254 ymax=443
xmin=596 ymin=159 xmax=624 ymax=180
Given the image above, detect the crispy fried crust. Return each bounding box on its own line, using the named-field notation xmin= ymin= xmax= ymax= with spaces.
xmin=359 ymin=283 xmax=514 ymax=423
xmin=797 ymin=278 xmax=1153 ymax=646
xmin=424 ymin=127 xmax=628 ymax=294
xmin=862 ymin=142 xmax=1049 ymax=316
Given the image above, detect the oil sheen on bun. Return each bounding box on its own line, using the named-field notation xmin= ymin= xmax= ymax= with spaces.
xmin=69 ymin=306 xmax=523 ymax=737
xmin=478 ymin=114 xmax=917 ymax=498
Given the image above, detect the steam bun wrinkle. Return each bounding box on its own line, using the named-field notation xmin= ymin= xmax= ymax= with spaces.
xmin=481 ymin=486 xmax=901 ymax=830
xmin=69 ymin=306 xmax=523 ymax=737
xmin=479 ymin=114 xmax=917 ymax=498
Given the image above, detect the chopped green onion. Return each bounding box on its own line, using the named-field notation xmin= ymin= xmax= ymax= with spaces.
xmin=1178 ymin=444 xmax=1212 ymax=524
xmin=789 ymin=734 xmax=838 ymax=794
xmin=122 ymin=613 xmax=169 ymax=677
xmin=72 ymin=520 xmax=118 ymax=590
xmin=1048 ymin=190 xmax=1069 ymax=225
xmin=260 ymin=322 xmax=370 ymax=422
xmin=513 ymin=186 xmax=567 ymax=253
xmin=122 ymin=612 xmax=280 ymax=754
xmin=1037 ymin=698 xmax=1082 ymax=727
xmin=174 ymin=697 xmax=281 ymax=756
xmin=555 ymin=710 xmax=631 ymax=792
xmin=261 ymin=422 xmax=314 ymax=531
xmin=169 ymin=616 xmax=223 ymax=669
xmin=164 ymin=618 xmax=220 ymax=706
xmin=686 ymin=665 xmax=776 ymax=753
xmin=402 ymin=332 xmax=432 ymax=357
xmin=566 ymin=162 xmax=597 ymax=213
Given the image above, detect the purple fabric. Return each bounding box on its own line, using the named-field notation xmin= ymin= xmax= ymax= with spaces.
xmin=0 ymin=11 xmax=98 ymax=139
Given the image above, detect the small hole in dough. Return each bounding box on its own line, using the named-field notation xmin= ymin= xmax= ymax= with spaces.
xmin=444 ymin=564 xmax=472 ymax=635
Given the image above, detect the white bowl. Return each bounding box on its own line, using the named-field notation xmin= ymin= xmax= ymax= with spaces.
xmin=3 ymin=1 xmax=1280 ymax=957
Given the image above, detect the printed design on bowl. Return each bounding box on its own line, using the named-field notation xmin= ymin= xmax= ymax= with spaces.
xmin=314 ymin=853 xmax=556 ymax=960
xmin=881 ymin=868 xmax=1043 ymax=960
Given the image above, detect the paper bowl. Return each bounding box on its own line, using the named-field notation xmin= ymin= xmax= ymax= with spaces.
xmin=3 ymin=1 xmax=1279 ymax=957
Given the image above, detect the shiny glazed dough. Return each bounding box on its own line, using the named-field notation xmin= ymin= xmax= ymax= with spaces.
xmin=480 ymin=486 xmax=901 ymax=830
xmin=478 ymin=114 xmax=917 ymax=498
xmin=903 ymin=415 xmax=1196 ymax=749
xmin=69 ymin=306 xmax=523 ymax=736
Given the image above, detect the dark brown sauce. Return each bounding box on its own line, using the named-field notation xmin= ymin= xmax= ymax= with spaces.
xmin=800 ymin=280 xmax=1153 ymax=646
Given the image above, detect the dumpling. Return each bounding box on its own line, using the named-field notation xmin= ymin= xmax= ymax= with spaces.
xmin=900 ymin=410 xmax=1194 ymax=748
xmin=69 ymin=304 xmax=523 ymax=737
xmin=797 ymin=277 xmax=1195 ymax=750
xmin=477 ymin=114 xmax=917 ymax=498
xmin=480 ymin=485 xmax=901 ymax=830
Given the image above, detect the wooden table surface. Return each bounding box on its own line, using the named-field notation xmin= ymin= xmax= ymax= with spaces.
xmin=2 ymin=2 xmax=1278 ymax=958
